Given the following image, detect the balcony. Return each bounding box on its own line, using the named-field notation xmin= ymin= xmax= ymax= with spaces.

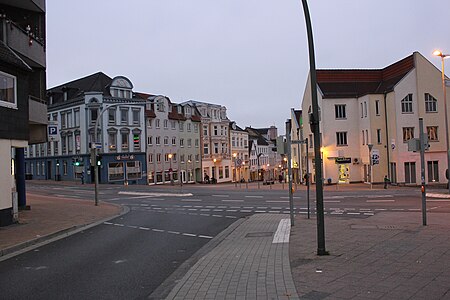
xmin=4 ymin=19 xmax=45 ymax=68
xmin=28 ymin=95 xmax=47 ymax=144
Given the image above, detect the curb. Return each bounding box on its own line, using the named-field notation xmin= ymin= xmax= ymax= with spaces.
xmin=148 ymin=217 xmax=247 ymax=300
xmin=0 ymin=202 xmax=130 ymax=262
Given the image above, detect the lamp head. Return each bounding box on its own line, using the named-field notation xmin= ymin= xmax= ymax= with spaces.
xmin=433 ymin=50 xmax=443 ymax=57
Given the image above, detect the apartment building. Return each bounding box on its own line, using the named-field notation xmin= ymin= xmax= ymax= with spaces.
xmin=25 ymin=73 xmax=147 ymax=185
xmin=290 ymin=109 xmax=304 ymax=183
xmin=0 ymin=0 xmax=47 ymax=226
xmin=183 ymin=100 xmax=232 ymax=183
xmin=301 ymin=52 xmax=449 ymax=185
xmin=230 ymin=121 xmax=249 ymax=182
xmin=141 ymin=94 xmax=202 ymax=184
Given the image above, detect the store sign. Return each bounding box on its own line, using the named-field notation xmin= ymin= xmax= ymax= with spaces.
xmin=116 ymin=154 xmax=135 ymax=161
xmin=335 ymin=157 xmax=352 ymax=164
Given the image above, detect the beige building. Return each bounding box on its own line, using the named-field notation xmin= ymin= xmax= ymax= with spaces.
xmin=230 ymin=122 xmax=249 ymax=182
xmin=301 ymin=52 xmax=450 ymax=185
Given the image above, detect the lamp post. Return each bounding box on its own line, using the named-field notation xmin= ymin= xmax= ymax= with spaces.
xmin=233 ymin=152 xmax=237 ymax=187
xmin=168 ymin=153 xmax=173 ymax=185
xmin=433 ymin=50 xmax=450 ymax=193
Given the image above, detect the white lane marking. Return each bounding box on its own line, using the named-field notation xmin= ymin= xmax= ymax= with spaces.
xmin=267 ymin=200 xmax=289 ymax=203
xmin=368 ymin=195 xmax=394 ymax=198
xmin=114 ymin=224 xmax=124 ymax=227
xmin=243 ymin=206 xmax=254 ymax=209
xmin=375 ymin=209 xmax=387 ymax=211
xmin=269 ymin=211 xmax=281 ymax=213
xmin=199 ymin=235 xmax=213 ymax=239
xmin=347 ymin=212 xmax=361 ymax=215
xmin=212 ymin=194 xmax=229 ymax=197
xmin=246 ymin=196 xmax=263 ymax=198
xmin=273 ymin=219 xmax=291 ymax=244
xmin=225 ymin=216 xmax=237 ymax=219
xmin=240 ymin=210 xmax=252 ymax=213
xmin=408 ymin=209 xmax=421 ymax=211
xmin=212 ymin=215 xmax=223 ymax=218
xmin=181 ymin=199 xmax=202 ymax=202
xmin=168 ymin=231 xmax=180 ymax=235
xmin=139 ymin=227 xmax=150 ymax=230
xmin=222 ymin=200 xmax=244 ymax=202
xmin=104 ymin=222 xmax=113 ymax=225
xmin=182 ymin=233 xmax=197 ymax=237
xmin=364 ymin=213 xmax=375 ymax=216
xmin=280 ymin=197 xmax=301 ymax=199
xmin=119 ymin=191 xmax=193 ymax=197
xmin=152 ymin=229 xmax=164 ymax=232
xmin=325 ymin=196 xmax=344 ymax=199
xmin=324 ymin=200 xmax=341 ymax=203
xmin=392 ymin=209 xmax=405 ymax=211
xmin=427 ymin=199 xmax=450 ymax=202
xmin=226 ymin=209 xmax=238 ymax=212
xmin=366 ymin=200 xmax=395 ymax=203
xmin=257 ymin=207 xmax=268 ymax=209
xmin=255 ymin=210 xmax=267 ymax=213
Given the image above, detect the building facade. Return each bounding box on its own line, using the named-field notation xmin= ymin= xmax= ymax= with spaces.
xmin=230 ymin=122 xmax=249 ymax=182
xmin=142 ymin=94 xmax=202 ymax=184
xmin=301 ymin=52 xmax=450 ymax=185
xmin=26 ymin=73 xmax=147 ymax=185
xmin=0 ymin=0 xmax=47 ymax=226
xmin=183 ymin=100 xmax=232 ymax=183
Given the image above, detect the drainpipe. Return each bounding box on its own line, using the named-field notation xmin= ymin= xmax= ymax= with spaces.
xmin=384 ymin=92 xmax=391 ymax=179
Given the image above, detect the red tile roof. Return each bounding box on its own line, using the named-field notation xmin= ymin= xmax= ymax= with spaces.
xmin=317 ymin=54 xmax=415 ymax=98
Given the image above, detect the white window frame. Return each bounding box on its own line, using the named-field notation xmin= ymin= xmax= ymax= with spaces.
xmin=0 ymin=71 xmax=17 ymax=109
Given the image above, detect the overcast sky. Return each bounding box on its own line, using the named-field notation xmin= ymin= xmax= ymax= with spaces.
xmin=46 ymin=0 xmax=450 ymax=134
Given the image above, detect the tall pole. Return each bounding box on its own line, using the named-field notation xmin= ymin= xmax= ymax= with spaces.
xmin=419 ymin=118 xmax=427 ymax=226
xmin=306 ymin=138 xmax=310 ymax=219
xmin=286 ymin=121 xmax=294 ymax=226
xmin=442 ymin=56 xmax=450 ymax=194
xmin=301 ymin=0 xmax=327 ymax=255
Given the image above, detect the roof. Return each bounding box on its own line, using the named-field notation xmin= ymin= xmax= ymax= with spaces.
xmin=317 ymin=53 xmax=415 ymax=98
xmin=0 ymin=40 xmax=32 ymax=71
xmin=48 ymin=72 xmax=113 ymax=103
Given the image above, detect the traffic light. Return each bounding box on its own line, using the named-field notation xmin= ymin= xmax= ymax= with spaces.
xmin=96 ymin=154 xmax=102 ymax=166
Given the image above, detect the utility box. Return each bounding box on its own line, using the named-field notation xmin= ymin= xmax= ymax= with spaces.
xmin=407 ymin=138 xmax=421 ymax=152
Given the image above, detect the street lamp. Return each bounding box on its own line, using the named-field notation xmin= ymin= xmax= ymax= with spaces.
xmin=233 ymin=152 xmax=237 ymax=187
xmin=168 ymin=153 xmax=173 ymax=185
xmin=433 ymin=50 xmax=450 ymax=193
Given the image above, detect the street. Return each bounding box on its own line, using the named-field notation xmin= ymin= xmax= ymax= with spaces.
xmin=1 ymin=181 xmax=449 ymax=299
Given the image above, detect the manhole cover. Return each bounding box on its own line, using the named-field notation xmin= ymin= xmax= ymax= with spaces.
xmin=245 ymin=232 xmax=273 ymax=238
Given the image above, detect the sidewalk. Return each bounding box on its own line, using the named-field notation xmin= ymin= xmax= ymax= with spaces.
xmin=165 ymin=214 xmax=299 ymax=300
xmin=0 ymin=193 xmax=123 ymax=258
xmin=290 ymin=213 xmax=450 ymax=299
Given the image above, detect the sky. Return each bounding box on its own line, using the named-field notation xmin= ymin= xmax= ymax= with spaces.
xmin=46 ymin=0 xmax=450 ymax=134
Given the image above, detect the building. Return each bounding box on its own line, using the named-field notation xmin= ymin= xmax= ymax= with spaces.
xmin=26 ymin=73 xmax=147 ymax=185
xmin=0 ymin=0 xmax=47 ymax=226
xmin=230 ymin=121 xmax=249 ymax=182
xmin=183 ymin=100 xmax=232 ymax=183
xmin=290 ymin=109 xmax=304 ymax=183
xmin=141 ymin=94 xmax=202 ymax=184
xmin=301 ymin=52 xmax=450 ymax=185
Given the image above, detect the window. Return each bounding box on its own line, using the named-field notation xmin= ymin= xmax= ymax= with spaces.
xmin=214 ymin=143 xmax=219 ymax=154
xmin=155 ymin=119 xmax=160 ymax=128
xmin=172 ymin=137 xmax=176 ymax=145
xmin=171 ymin=121 xmax=176 ymax=130
xmin=108 ymin=108 xmax=116 ymax=125
xmin=427 ymin=126 xmax=438 ymax=141
xmin=179 ymin=122 xmax=184 ymax=132
xmin=108 ymin=162 xmax=124 ymax=181
xmin=336 ymin=132 xmax=348 ymax=146
xmin=147 ymin=136 xmax=153 ymax=145
xmin=377 ymin=129 xmax=382 ymax=144
xmin=360 ymin=103 xmax=363 ymax=118
xmin=425 ymin=93 xmax=437 ymax=113
xmin=187 ymin=138 xmax=192 ymax=147
xmin=204 ymin=143 xmax=209 ymax=155
xmin=148 ymin=119 xmax=152 ymax=128
xmin=335 ymin=104 xmax=346 ymax=119
xmin=67 ymin=111 xmax=73 ymax=128
xmin=68 ymin=134 xmax=73 ymax=154
xmin=362 ymin=130 xmax=365 ymax=145
xmin=309 ymin=134 xmax=313 ymax=148
xmin=63 ymin=161 xmax=68 ymax=175
xmin=203 ymin=126 xmax=208 ymax=136
xmin=403 ymin=127 xmax=414 ymax=142
xmin=164 ymin=136 xmax=169 ymax=145
xmin=156 ymin=153 xmax=161 ymax=162
xmin=0 ymin=71 xmax=17 ymax=108
xmin=225 ymin=166 xmax=229 ymax=178
xmin=375 ymin=100 xmax=380 ymax=116
xmin=232 ymin=137 xmax=236 ymax=147
xmin=156 ymin=136 xmax=161 ymax=145
xmin=61 ymin=112 xmax=66 ymax=129
xmin=404 ymin=162 xmax=416 ymax=184
xmin=180 ymin=154 xmax=185 ymax=163
xmin=90 ymin=108 xmax=98 ymax=124
xmin=187 ymin=123 xmax=191 ymax=132
xmin=195 ymin=139 xmax=199 ymax=148
xmin=180 ymin=138 xmax=184 ymax=147
xmin=149 ymin=154 xmax=153 ymax=163
xmin=401 ymin=94 xmax=413 ymax=113
xmin=121 ymin=132 xmax=129 ymax=150
xmin=164 ymin=119 xmax=168 ymax=129
xmin=194 ymin=124 xmax=199 ymax=133
xmin=109 ymin=132 xmax=117 ymax=150
xmin=214 ymin=126 xmax=218 ymax=135
xmin=132 ymin=109 xmax=140 ymax=125
xmin=364 ymin=102 xmax=367 ymax=117
xmin=120 ymin=109 xmax=128 ymax=124
xmin=427 ymin=161 xmax=439 ymax=182
xmin=196 ymin=154 xmax=200 ymax=162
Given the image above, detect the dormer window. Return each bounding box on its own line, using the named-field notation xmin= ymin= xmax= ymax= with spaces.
xmin=156 ymin=98 xmax=165 ymax=112
xmin=110 ymin=77 xmax=133 ymax=99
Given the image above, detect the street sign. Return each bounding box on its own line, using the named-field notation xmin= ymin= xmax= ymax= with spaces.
xmin=371 ymin=149 xmax=380 ymax=165
xmin=236 ymin=158 xmax=242 ymax=166
xmin=47 ymin=122 xmax=60 ymax=141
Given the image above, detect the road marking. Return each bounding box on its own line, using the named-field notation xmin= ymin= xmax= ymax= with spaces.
xmin=347 ymin=212 xmax=361 ymax=215
xmin=168 ymin=231 xmax=180 ymax=235
xmin=119 ymin=191 xmax=193 ymax=197
xmin=225 ymin=216 xmax=237 ymax=219
xmin=375 ymin=209 xmax=387 ymax=211
xmin=198 ymin=235 xmax=213 ymax=239
xmin=368 ymin=195 xmax=393 ymax=198
xmin=324 ymin=200 xmax=341 ymax=203
xmin=139 ymin=227 xmax=150 ymax=230
xmin=280 ymin=197 xmax=301 ymax=199
xmin=226 ymin=209 xmax=238 ymax=212
xmin=181 ymin=199 xmax=202 ymax=202
xmin=240 ymin=210 xmax=252 ymax=213
xmin=212 ymin=194 xmax=229 ymax=197
xmin=273 ymin=219 xmax=291 ymax=243
xmin=152 ymin=229 xmax=164 ymax=232
xmin=392 ymin=209 xmax=405 ymax=211
xmin=267 ymin=200 xmax=289 ymax=203
xmin=426 ymin=193 xmax=450 ymax=199
xmin=325 ymin=196 xmax=344 ymax=199
xmin=222 ymin=200 xmax=244 ymax=202
xmin=104 ymin=222 xmax=113 ymax=225
xmin=427 ymin=199 xmax=450 ymax=202
xmin=246 ymin=196 xmax=263 ymax=198
xmin=366 ymin=200 xmax=395 ymax=203
xmin=408 ymin=209 xmax=421 ymax=211
xmin=255 ymin=210 xmax=267 ymax=213
xmin=212 ymin=215 xmax=223 ymax=218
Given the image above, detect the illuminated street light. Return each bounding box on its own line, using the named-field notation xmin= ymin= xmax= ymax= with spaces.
xmin=433 ymin=49 xmax=450 ymax=193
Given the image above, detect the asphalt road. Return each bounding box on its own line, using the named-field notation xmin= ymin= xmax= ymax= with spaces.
xmin=1 ymin=181 xmax=449 ymax=299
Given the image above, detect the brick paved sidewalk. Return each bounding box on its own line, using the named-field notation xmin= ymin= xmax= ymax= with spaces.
xmin=166 ymin=214 xmax=299 ymax=300
xmin=290 ymin=213 xmax=450 ymax=299
xmin=0 ymin=193 xmax=123 ymax=257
